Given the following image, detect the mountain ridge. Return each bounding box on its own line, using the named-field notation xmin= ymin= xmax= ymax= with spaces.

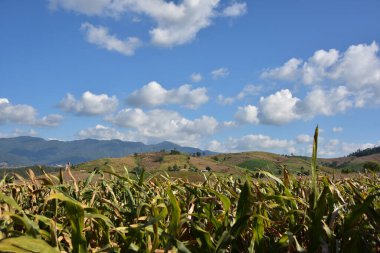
xmin=0 ymin=136 xmax=216 ymax=167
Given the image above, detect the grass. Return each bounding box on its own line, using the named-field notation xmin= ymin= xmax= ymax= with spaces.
xmin=238 ymin=159 xmax=276 ymax=171
xmin=0 ymin=127 xmax=379 ymax=252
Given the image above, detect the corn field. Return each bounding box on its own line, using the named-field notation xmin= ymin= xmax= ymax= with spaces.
xmin=0 ymin=128 xmax=379 ymax=253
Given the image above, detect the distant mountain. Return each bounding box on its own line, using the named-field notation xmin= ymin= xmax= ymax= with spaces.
xmin=0 ymin=136 xmax=216 ymax=167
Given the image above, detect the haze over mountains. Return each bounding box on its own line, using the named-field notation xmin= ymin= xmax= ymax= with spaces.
xmin=0 ymin=136 xmax=215 ymax=167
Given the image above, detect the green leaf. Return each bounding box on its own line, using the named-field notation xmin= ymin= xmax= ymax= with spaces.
xmin=0 ymin=192 xmax=23 ymax=213
xmin=311 ymin=125 xmax=319 ymax=208
xmin=7 ymin=214 xmax=40 ymax=238
xmin=0 ymin=236 xmax=59 ymax=253
xmin=83 ymin=170 xmax=96 ymax=188
xmin=344 ymin=193 xmax=379 ymax=230
xmin=236 ymin=180 xmax=254 ymax=220
xmin=167 ymin=188 xmax=181 ymax=237
xmin=210 ymin=189 xmax=231 ymax=213
xmin=45 ymin=193 xmax=87 ymax=253
xmin=193 ymin=224 xmax=215 ymax=252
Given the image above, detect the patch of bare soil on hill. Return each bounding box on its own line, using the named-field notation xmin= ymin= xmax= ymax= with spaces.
xmin=189 ymin=157 xmax=240 ymax=174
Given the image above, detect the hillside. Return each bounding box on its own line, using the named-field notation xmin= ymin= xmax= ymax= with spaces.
xmin=74 ymin=150 xmax=380 ymax=179
xmin=75 ymin=151 xmax=315 ymax=178
xmin=0 ymin=136 xmax=215 ymax=167
xmin=321 ymin=153 xmax=380 ymax=171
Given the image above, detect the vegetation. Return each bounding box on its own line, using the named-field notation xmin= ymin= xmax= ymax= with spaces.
xmin=1 ymin=167 xmax=379 ymax=252
xmin=0 ymin=165 xmax=60 ymax=180
xmin=363 ymin=161 xmax=380 ymax=172
xmin=348 ymin=146 xmax=380 ymax=157
xmin=238 ymin=159 xmax=276 ymax=171
xmin=0 ymin=127 xmax=379 ymax=252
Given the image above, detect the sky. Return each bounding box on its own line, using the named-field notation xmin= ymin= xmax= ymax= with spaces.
xmin=1 ymin=0 xmax=380 ymax=157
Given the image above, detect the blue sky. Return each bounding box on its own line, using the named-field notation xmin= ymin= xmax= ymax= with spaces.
xmin=1 ymin=0 xmax=380 ymax=157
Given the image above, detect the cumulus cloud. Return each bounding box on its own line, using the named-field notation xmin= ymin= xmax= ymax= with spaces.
xmin=50 ymin=0 xmax=246 ymax=48
xmin=222 ymin=2 xmax=247 ymax=17
xmin=0 ymin=98 xmax=63 ymax=127
xmin=258 ymin=89 xmax=300 ymax=125
xmin=208 ymin=134 xmax=294 ymax=153
xmin=48 ymin=0 xmax=118 ymax=16
xmin=293 ymin=135 xmax=379 ymax=158
xmin=207 ymin=140 xmax=224 ymax=152
xmin=107 ymin=108 xmax=218 ymax=146
xmin=60 ymin=91 xmax=119 ymax=116
xmin=78 ymin=124 xmax=126 ymax=140
xmin=235 ymin=105 xmax=259 ymax=124
xmin=296 ymin=134 xmax=312 ymax=143
xmin=126 ymin=81 xmax=208 ymax=109
xmin=190 ymin=72 xmax=203 ymax=82
xmin=301 ymin=49 xmax=339 ymax=84
xmin=211 ymin=67 xmax=229 ymax=79
xmin=261 ymin=58 xmax=302 ymax=81
xmin=0 ymin=98 xmax=37 ymax=125
xmin=339 ymin=142 xmax=377 ymax=155
xmin=332 ymin=127 xmax=343 ymax=133
xmin=218 ymin=84 xmax=261 ymax=105
xmin=146 ymin=0 xmax=220 ymax=46
xmin=223 ymin=121 xmax=237 ymax=128
xmin=261 ymin=41 xmax=380 ymax=105
xmin=38 ymin=114 xmax=64 ymax=127
xmin=217 ymin=95 xmax=235 ymax=106
xmin=295 ymin=86 xmax=353 ymax=118
xmin=81 ymin=22 xmax=141 ymax=56
xmin=0 ymin=129 xmax=38 ymax=138
xmin=235 ymin=86 xmax=355 ymax=125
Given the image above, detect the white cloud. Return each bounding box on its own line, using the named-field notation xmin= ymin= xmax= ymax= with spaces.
xmin=208 ymin=134 xmax=294 ymax=153
xmin=207 ymin=140 xmax=224 ymax=152
xmin=236 ymin=84 xmax=262 ymax=99
xmin=147 ymin=0 xmax=220 ymax=47
xmin=49 ymin=0 xmax=118 ymax=16
xmin=217 ymin=84 xmax=261 ymax=105
xmin=78 ymin=124 xmax=126 ymax=140
xmin=332 ymin=127 xmax=343 ymax=133
xmin=81 ymin=22 xmax=141 ymax=56
xmin=0 ymin=98 xmax=63 ymax=127
xmin=302 ymin=49 xmax=339 ymax=84
xmin=126 ymin=81 xmax=208 ymax=109
xmin=296 ymin=134 xmax=312 ymax=143
xmin=211 ymin=67 xmax=229 ymax=79
xmin=258 ymin=89 xmax=300 ymax=125
xmin=107 ymin=108 xmax=218 ymax=146
xmin=295 ymin=86 xmax=352 ymax=118
xmin=38 ymin=114 xmax=64 ymax=127
xmin=222 ymin=2 xmax=247 ymax=17
xmin=60 ymin=91 xmax=119 ymax=115
xmin=50 ymin=0 xmax=241 ymax=48
xmin=0 ymin=129 xmax=38 ymax=138
xmin=261 ymin=58 xmax=302 ymax=81
xmin=261 ymin=41 xmax=380 ymax=105
xmin=316 ymin=139 xmax=376 ymax=157
xmin=190 ymin=73 xmax=203 ymax=82
xmin=236 ymin=87 xmax=355 ymax=125
xmin=340 ymin=142 xmax=376 ymax=155
xmin=236 ymin=135 xmax=293 ymax=151
xmin=0 ymin=98 xmax=37 ymax=125
xmin=332 ymin=42 xmax=380 ymax=92
xmin=234 ymin=105 xmax=259 ymax=124
xmin=223 ymin=121 xmax=237 ymax=128
xmin=217 ymin=95 xmax=235 ymax=105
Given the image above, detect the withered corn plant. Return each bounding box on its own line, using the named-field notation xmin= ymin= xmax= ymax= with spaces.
xmin=0 ymin=127 xmax=379 ymax=252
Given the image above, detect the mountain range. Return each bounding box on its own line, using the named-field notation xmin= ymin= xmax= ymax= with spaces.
xmin=0 ymin=136 xmax=215 ymax=167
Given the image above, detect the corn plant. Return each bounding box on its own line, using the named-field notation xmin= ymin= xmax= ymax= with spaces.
xmin=0 ymin=127 xmax=379 ymax=252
